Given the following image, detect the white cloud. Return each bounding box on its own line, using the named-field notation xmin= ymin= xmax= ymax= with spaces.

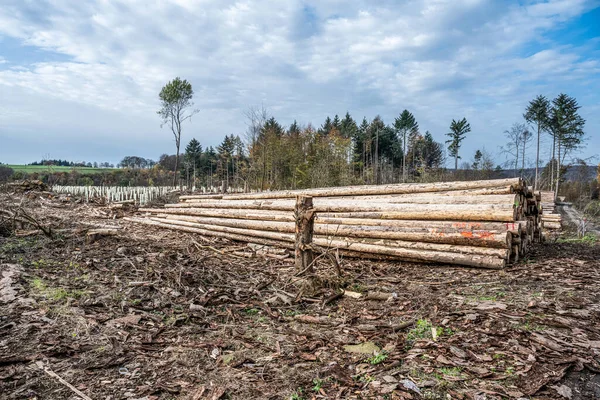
xmin=0 ymin=0 xmax=598 ymax=164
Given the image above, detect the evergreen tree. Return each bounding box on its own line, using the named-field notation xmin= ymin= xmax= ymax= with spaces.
xmin=340 ymin=112 xmax=357 ymax=139
xmin=394 ymin=110 xmax=419 ymax=182
xmin=288 ymin=120 xmax=301 ymax=137
xmin=472 ymin=149 xmax=483 ymax=170
xmin=549 ymin=93 xmax=586 ymax=197
xmin=319 ymin=116 xmax=333 ymax=136
xmin=332 ymin=114 xmax=341 ymax=131
xmin=524 ymin=95 xmax=550 ymax=190
xmin=446 ymin=118 xmax=471 ymax=170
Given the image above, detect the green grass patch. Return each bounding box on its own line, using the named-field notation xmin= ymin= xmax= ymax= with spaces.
xmin=407 ymin=319 xmax=442 ymax=345
xmin=557 ymin=233 xmax=598 ymax=245
xmin=365 ymin=351 xmax=388 ymax=365
xmin=29 ymin=277 xmax=87 ymax=301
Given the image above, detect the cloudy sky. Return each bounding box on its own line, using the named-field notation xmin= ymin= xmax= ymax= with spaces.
xmin=0 ymin=0 xmax=598 ymax=167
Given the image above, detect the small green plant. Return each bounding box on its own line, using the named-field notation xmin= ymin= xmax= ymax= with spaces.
xmin=557 ymin=233 xmax=598 ymax=245
xmin=438 ymin=367 xmax=462 ymax=376
xmin=312 ymin=378 xmax=324 ymax=392
xmin=29 ymin=278 xmax=86 ymax=302
xmin=243 ymin=308 xmax=260 ymax=315
xmin=291 ymin=387 xmax=304 ymax=400
xmin=365 ymin=352 xmax=388 ymax=365
xmin=506 ymin=366 xmax=515 ymax=375
xmin=407 ymin=319 xmax=442 ymax=346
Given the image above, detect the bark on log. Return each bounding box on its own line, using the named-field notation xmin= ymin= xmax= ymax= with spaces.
xmin=182 ymin=193 xmax=519 ymax=205
xmin=151 ymin=214 xmax=511 ymax=248
xmin=186 ymin=178 xmax=522 ymax=200
xmin=143 ymin=217 xmax=509 ymax=258
xmin=126 ymin=217 xmax=506 ymax=269
xmin=142 ymin=207 xmax=295 ymax=222
xmin=543 ymin=222 xmax=561 ymax=229
xmin=166 ymin=201 xmax=517 ymax=222
xmin=315 ymin=236 xmax=509 ymax=258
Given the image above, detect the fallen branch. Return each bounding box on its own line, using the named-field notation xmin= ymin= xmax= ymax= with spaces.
xmin=35 ymin=361 xmax=93 ymax=400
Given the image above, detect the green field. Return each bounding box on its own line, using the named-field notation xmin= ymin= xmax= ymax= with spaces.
xmin=7 ymin=165 xmax=118 ymax=174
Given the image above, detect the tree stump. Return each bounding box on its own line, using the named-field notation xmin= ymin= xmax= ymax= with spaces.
xmin=295 ymin=196 xmax=315 ymax=273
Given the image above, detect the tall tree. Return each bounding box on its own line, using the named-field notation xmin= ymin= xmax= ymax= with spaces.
xmin=446 ymin=118 xmax=471 ymax=171
xmin=394 ymin=110 xmax=419 ymax=182
xmin=549 ymin=93 xmax=586 ymax=198
xmin=320 ymin=116 xmax=333 ymax=136
xmin=158 ymin=77 xmax=199 ymax=186
xmin=184 ymin=138 xmax=203 ymax=188
xmin=524 ymin=95 xmax=550 ymax=191
xmin=472 ymin=150 xmax=483 ymax=170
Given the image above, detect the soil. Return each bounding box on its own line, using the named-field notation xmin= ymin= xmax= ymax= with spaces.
xmin=1 ymin=190 xmax=599 ymax=400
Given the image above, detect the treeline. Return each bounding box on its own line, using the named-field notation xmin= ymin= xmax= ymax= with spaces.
xmin=29 ymin=159 xmax=116 ymax=168
xmin=171 ymin=110 xmax=506 ymax=191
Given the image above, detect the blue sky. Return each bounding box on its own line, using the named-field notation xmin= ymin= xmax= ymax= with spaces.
xmin=0 ymin=0 xmax=599 ymax=167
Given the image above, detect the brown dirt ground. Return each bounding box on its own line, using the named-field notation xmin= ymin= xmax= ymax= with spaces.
xmin=1 ymin=192 xmax=599 ymax=400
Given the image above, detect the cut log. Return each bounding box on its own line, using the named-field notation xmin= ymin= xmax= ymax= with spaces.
xmin=126 ymin=217 xmax=505 ymax=269
xmin=166 ymin=201 xmax=517 ymax=222
xmin=187 ymin=178 xmax=522 ymax=200
xmin=144 ymin=217 xmax=509 ymax=258
xmin=143 ymin=207 xmax=295 ymax=222
xmin=151 ymin=214 xmax=511 ymax=248
xmin=86 ymin=228 xmax=119 ymax=244
xmin=315 ymin=236 xmax=510 ymax=259
xmin=182 ymin=193 xmax=519 ymax=206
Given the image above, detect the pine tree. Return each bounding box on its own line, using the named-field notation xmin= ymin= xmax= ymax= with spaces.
xmin=288 ymin=120 xmax=301 ymax=137
xmin=184 ymin=138 xmax=202 ymax=187
xmin=524 ymin=95 xmax=550 ymax=190
xmin=394 ymin=110 xmax=419 ymax=182
xmin=320 ymin=116 xmax=333 ymax=136
xmin=332 ymin=114 xmax=341 ymax=131
xmin=340 ymin=112 xmax=357 ymax=139
xmin=472 ymin=150 xmax=482 ymax=170
xmin=549 ymin=94 xmax=585 ymax=197
xmin=446 ymin=118 xmax=471 ymax=171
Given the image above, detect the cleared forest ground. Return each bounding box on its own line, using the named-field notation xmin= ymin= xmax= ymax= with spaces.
xmin=1 ymin=193 xmax=599 ymax=399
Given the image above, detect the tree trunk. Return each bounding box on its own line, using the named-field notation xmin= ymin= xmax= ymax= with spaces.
xmin=375 ymin=129 xmax=379 ymax=185
xmin=534 ymin=123 xmax=540 ymax=191
xmin=555 ymin=138 xmax=561 ymax=200
xmin=521 ymin=136 xmax=526 ymax=177
xmin=550 ymin=133 xmax=556 ymax=191
xmin=402 ymin=131 xmax=407 ymax=183
xmin=173 ymin=146 xmax=180 ymax=187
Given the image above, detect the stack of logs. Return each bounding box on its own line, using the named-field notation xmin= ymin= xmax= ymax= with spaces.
xmin=539 ymin=191 xmax=562 ymax=231
xmin=127 ymin=178 xmax=546 ymax=269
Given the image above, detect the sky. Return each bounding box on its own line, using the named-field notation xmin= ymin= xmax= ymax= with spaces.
xmin=0 ymin=0 xmax=599 ymax=167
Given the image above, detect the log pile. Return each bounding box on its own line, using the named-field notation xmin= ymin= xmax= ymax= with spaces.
xmin=127 ymin=178 xmax=546 ymax=269
xmin=539 ymin=191 xmax=562 ymax=232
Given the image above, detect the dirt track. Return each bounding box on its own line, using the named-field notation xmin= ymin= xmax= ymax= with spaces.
xmin=1 ymin=194 xmax=600 ymax=399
